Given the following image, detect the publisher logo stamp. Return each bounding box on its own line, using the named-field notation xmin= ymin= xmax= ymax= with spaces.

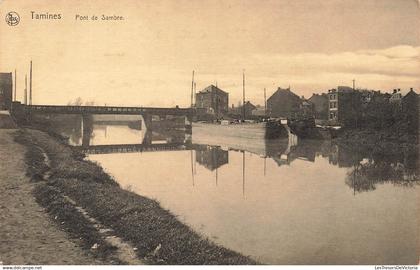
xmin=5 ymin=11 xmax=20 ymax=26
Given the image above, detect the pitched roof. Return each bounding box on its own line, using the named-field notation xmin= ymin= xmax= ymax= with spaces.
xmin=268 ymin=87 xmax=300 ymax=101
xmin=199 ymin=85 xmax=228 ymax=95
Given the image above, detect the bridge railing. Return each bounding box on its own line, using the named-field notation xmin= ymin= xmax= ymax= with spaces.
xmin=25 ymin=105 xmax=194 ymax=115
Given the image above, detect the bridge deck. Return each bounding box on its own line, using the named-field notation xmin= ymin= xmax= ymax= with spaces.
xmin=25 ymin=105 xmax=193 ymax=116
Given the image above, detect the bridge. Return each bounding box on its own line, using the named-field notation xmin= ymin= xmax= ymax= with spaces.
xmin=24 ymin=104 xmax=193 ymax=116
xmin=74 ymin=142 xmax=190 ymax=155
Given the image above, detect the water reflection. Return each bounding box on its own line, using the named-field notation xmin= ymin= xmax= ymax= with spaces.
xmin=194 ymin=145 xmax=229 ymax=171
xmin=39 ymin=113 xmax=419 ymax=192
xmin=34 ymin=113 xmax=419 ymax=264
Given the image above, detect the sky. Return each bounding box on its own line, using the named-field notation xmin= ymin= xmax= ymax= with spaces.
xmin=0 ymin=0 xmax=419 ymax=107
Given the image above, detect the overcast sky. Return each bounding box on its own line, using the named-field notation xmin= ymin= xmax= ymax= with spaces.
xmin=0 ymin=0 xmax=419 ymax=106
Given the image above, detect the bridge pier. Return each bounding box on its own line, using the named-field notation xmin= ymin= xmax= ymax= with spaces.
xmin=143 ymin=113 xmax=152 ymax=132
xmin=82 ymin=114 xmax=93 ymax=148
xmin=185 ymin=114 xmax=193 ymax=134
xmin=143 ymin=131 xmax=153 ymax=145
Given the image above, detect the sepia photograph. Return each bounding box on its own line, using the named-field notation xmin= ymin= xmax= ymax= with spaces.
xmin=0 ymin=0 xmax=419 ymax=268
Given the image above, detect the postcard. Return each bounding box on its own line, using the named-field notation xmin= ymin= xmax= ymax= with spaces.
xmin=0 ymin=0 xmax=419 ymax=267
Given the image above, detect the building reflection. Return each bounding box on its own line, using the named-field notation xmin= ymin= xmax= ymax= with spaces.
xmin=191 ymin=133 xmax=419 ymax=195
xmin=194 ymin=145 xmax=229 ymax=171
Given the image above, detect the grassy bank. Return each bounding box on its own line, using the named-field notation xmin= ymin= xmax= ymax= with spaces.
xmin=15 ymin=128 xmax=257 ymax=265
xmin=334 ymin=127 xmax=419 ymax=157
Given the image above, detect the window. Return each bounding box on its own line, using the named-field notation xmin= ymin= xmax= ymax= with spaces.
xmin=0 ymin=89 xmax=3 ymax=95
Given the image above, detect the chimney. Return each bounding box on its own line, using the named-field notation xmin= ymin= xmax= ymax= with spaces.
xmin=398 ymin=88 xmax=401 ymax=92
xmin=410 ymin=87 xmax=413 ymax=91
xmin=393 ymin=89 xmax=397 ymax=94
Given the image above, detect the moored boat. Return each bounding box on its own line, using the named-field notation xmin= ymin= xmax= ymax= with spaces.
xmin=192 ymin=120 xmax=288 ymax=140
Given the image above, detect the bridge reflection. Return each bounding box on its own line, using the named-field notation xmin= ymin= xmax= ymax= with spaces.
xmin=74 ymin=142 xmax=189 ymax=154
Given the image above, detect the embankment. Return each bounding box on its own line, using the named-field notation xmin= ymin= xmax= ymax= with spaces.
xmin=0 ymin=129 xmax=103 ymax=265
xmin=334 ymin=127 xmax=419 ymax=157
xmin=14 ymin=128 xmax=257 ymax=265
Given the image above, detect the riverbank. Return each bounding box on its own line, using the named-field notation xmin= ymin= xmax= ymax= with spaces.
xmin=334 ymin=127 xmax=419 ymax=158
xmin=0 ymin=129 xmax=103 ymax=265
xmin=14 ymin=128 xmax=257 ymax=265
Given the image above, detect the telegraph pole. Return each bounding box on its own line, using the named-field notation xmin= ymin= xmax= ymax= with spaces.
xmin=264 ymin=87 xmax=267 ymax=116
xmin=193 ymin=82 xmax=196 ymax=107
xmin=14 ymin=69 xmax=17 ymax=101
xmin=29 ymin=60 xmax=33 ymax=105
xmin=242 ymin=70 xmax=245 ymax=121
xmin=352 ymin=78 xmax=358 ymax=128
xmin=24 ymin=75 xmax=27 ymax=105
xmin=190 ymin=70 xmax=194 ymax=108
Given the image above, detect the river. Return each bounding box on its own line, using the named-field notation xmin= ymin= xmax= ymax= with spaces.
xmin=41 ymin=113 xmax=419 ymax=264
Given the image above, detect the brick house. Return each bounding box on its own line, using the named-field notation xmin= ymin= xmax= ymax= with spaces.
xmin=267 ymin=87 xmax=301 ymax=118
xmin=328 ymin=86 xmax=362 ymax=126
xmin=195 ymin=85 xmax=229 ymax=119
xmin=308 ymin=93 xmax=328 ymax=120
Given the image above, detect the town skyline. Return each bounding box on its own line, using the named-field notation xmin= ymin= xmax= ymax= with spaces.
xmin=1 ymin=0 xmax=419 ymax=107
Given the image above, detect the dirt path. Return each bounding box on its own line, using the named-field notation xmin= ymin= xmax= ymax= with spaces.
xmin=0 ymin=129 xmax=100 ymax=265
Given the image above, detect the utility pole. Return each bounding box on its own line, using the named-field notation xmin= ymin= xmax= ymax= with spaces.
xmin=29 ymin=60 xmax=33 ymax=105
xmin=264 ymin=87 xmax=267 ymax=116
xmin=193 ymin=82 xmax=196 ymax=107
xmin=14 ymin=69 xmax=17 ymax=101
xmin=24 ymin=75 xmax=27 ymax=105
xmin=190 ymin=70 xmax=194 ymax=108
xmin=352 ymin=78 xmax=358 ymax=129
xmin=242 ymin=70 xmax=245 ymax=121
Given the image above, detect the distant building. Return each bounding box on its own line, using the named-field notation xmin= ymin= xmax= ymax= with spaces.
xmin=402 ymin=88 xmax=419 ymax=134
xmin=389 ymin=88 xmax=403 ymax=104
xmin=229 ymin=101 xmax=258 ymax=119
xmin=0 ymin=73 xmax=13 ymax=110
xmin=328 ymin=86 xmax=362 ymax=126
xmin=298 ymin=98 xmax=313 ymax=118
xmin=195 ymin=85 xmax=229 ymax=119
xmin=251 ymin=106 xmax=266 ymax=116
xmin=308 ymin=93 xmax=328 ymax=120
xmin=267 ymin=87 xmax=301 ymax=118
xmin=243 ymin=101 xmax=257 ymax=117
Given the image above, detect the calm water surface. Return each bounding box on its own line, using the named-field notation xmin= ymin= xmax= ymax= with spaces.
xmin=46 ymin=114 xmax=419 ymax=264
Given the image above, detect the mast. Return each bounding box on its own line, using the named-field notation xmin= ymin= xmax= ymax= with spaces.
xmin=29 ymin=60 xmax=33 ymax=105
xmin=242 ymin=70 xmax=245 ymax=121
xmin=191 ymin=149 xmax=195 ymax=187
xmin=264 ymin=157 xmax=266 ymax=177
xmin=190 ymin=70 xmax=194 ymax=108
xmin=24 ymin=75 xmax=27 ymax=105
xmin=242 ymin=151 xmax=245 ymax=197
xmin=216 ymin=167 xmax=218 ymax=186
